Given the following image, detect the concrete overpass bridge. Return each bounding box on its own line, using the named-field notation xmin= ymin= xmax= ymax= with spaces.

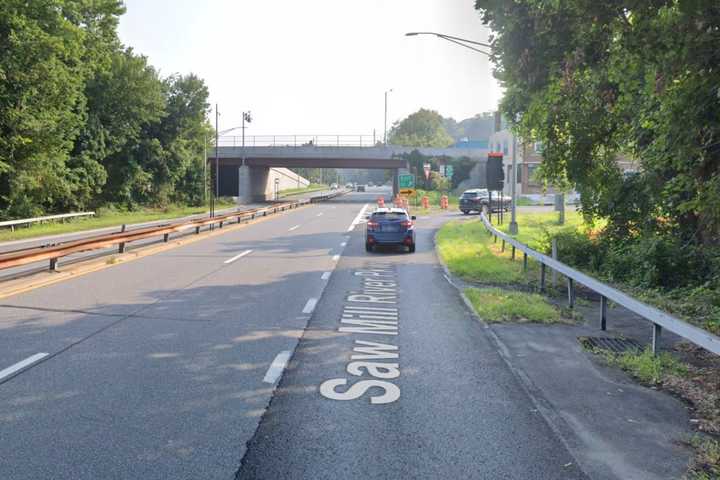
xmin=208 ymin=135 xmax=489 ymax=201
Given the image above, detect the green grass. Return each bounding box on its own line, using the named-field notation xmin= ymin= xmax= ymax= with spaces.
xmin=688 ymin=435 xmax=720 ymax=480
xmin=0 ymin=200 xmax=237 ymax=242
xmin=597 ymin=346 xmax=688 ymax=384
xmin=464 ymin=287 xmax=563 ymax=323
xmin=437 ymin=220 xmax=528 ymax=284
xmin=278 ymin=183 xmax=328 ymax=197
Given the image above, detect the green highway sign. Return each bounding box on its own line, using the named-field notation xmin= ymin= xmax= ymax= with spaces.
xmin=398 ymin=174 xmax=415 ymax=189
xmin=445 ymin=165 xmax=454 ymax=178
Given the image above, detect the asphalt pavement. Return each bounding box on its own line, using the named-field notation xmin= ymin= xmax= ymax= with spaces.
xmin=0 ymin=187 xmax=683 ymax=479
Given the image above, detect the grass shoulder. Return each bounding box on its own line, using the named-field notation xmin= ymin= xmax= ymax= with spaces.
xmin=278 ymin=183 xmax=328 ymax=197
xmin=464 ymin=287 xmax=567 ymax=324
xmin=0 ymin=200 xmax=237 ymax=243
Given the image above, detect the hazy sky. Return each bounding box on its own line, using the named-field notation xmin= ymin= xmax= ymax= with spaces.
xmin=118 ymin=0 xmax=502 ymax=137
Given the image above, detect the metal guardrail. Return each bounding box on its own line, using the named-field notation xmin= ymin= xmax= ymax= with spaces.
xmin=479 ymin=212 xmax=720 ymax=356
xmin=0 ymin=201 xmax=312 ymax=273
xmin=217 ymin=135 xmax=378 ymax=148
xmin=0 ymin=212 xmax=95 ymax=231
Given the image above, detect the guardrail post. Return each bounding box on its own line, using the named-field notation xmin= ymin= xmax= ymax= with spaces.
xmin=493 ymin=234 xmax=497 ymax=243
xmin=195 ymin=226 xmax=200 ymax=234
xmin=523 ymin=252 xmax=528 ymax=271
xmin=219 ymin=221 xmax=223 ymax=229
xmin=567 ymin=277 xmax=575 ymax=308
xmin=501 ymin=239 xmax=505 ymax=252
xmin=119 ymin=224 xmax=126 ymax=253
xmin=600 ymin=295 xmax=607 ymax=331
xmin=511 ymin=245 xmax=516 ymax=260
xmin=540 ymin=263 xmax=546 ymax=292
xmin=163 ymin=233 xmax=169 ymax=242
xmin=551 ymin=238 xmax=558 ymax=286
xmin=652 ymin=324 xmax=662 ymax=355
xmin=49 ymin=258 xmax=58 ymax=272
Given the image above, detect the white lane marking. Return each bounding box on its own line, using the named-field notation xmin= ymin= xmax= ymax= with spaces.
xmin=332 ymin=254 xmax=340 ymax=262
xmin=288 ymin=225 xmax=300 ymax=231
xmin=0 ymin=353 xmax=49 ymax=381
xmin=340 ymin=242 xmax=347 ymax=247
xmin=321 ymin=271 xmax=331 ymax=280
xmin=317 ymin=212 xmax=324 ymax=217
xmin=347 ymin=204 xmax=370 ymax=232
xmin=263 ymin=350 xmax=292 ymax=384
xmin=302 ymin=298 xmax=318 ymax=314
xmin=224 ymin=249 xmax=253 ymax=264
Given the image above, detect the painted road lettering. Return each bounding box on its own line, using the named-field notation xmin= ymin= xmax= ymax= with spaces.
xmin=320 ymin=263 xmax=401 ymax=404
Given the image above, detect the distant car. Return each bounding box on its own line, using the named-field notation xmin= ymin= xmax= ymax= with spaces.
xmin=330 ymin=183 xmax=338 ymax=190
xmin=367 ymin=182 xmax=374 ymax=187
xmin=345 ymin=183 xmax=353 ymax=189
xmin=365 ymin=207 xmax=416 ymax=253
xmin=459 ymin=188 xmax=510 ymax=215
xmin=356 ymin=184 xmax=366 ymax=192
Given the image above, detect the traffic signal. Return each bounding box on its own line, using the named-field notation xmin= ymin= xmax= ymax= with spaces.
xmin=486 ymin=153 xmax=504 ymax=191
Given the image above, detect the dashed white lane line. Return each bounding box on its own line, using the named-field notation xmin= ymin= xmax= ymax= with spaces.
xmin=332 ymin=254 xmax=340 ymax=262
xmin=224 ymin=249 xmax=253 ymax=264
xmin=340 ymin=242 xmax=347 ymax=247
xmin=321 ymin=271 xmax=331 ymax=280
xmin=347 ymin=203 xmax=370 ymax=232
xmin=288 ymin=225 xmax=300 ymax=231
xmin=263 ymin=350 xmax=292 ymax=384
xmin=0 ymin=353 xmax=48 ymax=381
xmin=302 ymin=298 xmax=318 ymax=314
xmin=317 ymin=212 xmax=324 ymax=217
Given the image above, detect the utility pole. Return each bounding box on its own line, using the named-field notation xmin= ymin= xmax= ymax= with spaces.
xmin=509 ymin=133 xmax=518 ymax=234
xmin=203 ymin=133 xmax=207 ymax=206
xmin=384 ymin=89 xmax=393 ymax=144
xmin=213 ymin=104 xmax=219 ymax=219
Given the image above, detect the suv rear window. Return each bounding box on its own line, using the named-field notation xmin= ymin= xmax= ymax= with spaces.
xmin=372 ymin=212 xmax=406 ymax=221
xmin=461 ymin=192 xmax=478 ymax=198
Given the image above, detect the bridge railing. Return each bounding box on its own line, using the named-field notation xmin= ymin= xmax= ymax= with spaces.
xmin=217 ymin=135 xmax=379 ymax=148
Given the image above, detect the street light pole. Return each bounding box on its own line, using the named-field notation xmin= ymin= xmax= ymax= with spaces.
xmin=213 ymin=104 xmax=219 ymax=219
xmin=384 ymin=89 xmax=393 ymax=144
xmin=509 ymin=134 xmax=518 ymax=234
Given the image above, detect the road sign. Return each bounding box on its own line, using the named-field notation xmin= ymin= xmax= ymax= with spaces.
xmin=423 ymin=163 xmax=431 ymax=180
xmin=398 ymin=174 xmax=415 ymax=189
xmin=446 ymin=165 xmax=454 ymax=178
xmin=400 ymin=188 xmax=416 ymax=196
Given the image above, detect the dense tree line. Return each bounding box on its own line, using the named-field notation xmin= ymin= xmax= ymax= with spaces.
xmin=0 ymin=1 xmax=211 ymax=219
xmin=475 ymin=0 xmax=720 ymax=248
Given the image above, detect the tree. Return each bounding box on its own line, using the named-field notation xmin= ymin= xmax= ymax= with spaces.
xmin=475 ymin=0 xmax=720 ymax=246
xmin=0 ymin=0 xmax=124 ymax=217
xmin=388 ymin=109 xmax=454 ymax=147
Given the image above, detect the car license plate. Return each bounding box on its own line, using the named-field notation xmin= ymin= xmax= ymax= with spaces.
xmin=382 ymin=224 xmax=400 ymax=232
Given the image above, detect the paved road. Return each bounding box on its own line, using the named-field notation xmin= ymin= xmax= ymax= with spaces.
xmin=0 ymin=187 xmax=585 ymax=479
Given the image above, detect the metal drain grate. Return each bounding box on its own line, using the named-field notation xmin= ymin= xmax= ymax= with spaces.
xmin=580 ymin=336 xmax=643 ymax=353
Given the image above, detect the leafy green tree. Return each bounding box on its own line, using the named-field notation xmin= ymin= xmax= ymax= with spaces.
xmin=388 ymin=109 xmax=454 ymax=147
xmin=0 ymin=0 xmax=124 ymax=217
xmin=475 ymin=0 xmax=720 ymax=246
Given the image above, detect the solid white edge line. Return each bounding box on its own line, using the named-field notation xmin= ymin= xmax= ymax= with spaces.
xmin=332 ymin=254 xmax=340 ymax=262
xmin=302 ymin=298 xmax=318 ymax=314
xmin=317 ymin=212 xmax=324 ymax=217
xmin=288 ymin=225 xmax=300 ymax=231
xmin=0 ymin=353 xmax=49 ymax=381
xmin=224 ymin=249 xmax=253 ymax=264
xmin=347 ymin=203 xmax=370 ymax=232
xmin=321 ymin=271 xmax=331 ymax=280
xmin=262 ymin=350 xmax=292 ymax=384
xmin=340 ymin=242 xmax=347 ymax=247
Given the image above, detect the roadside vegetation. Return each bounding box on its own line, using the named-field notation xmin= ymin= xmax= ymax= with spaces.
xmin=464 ymin=287 xmax=562 ymax=324
xmin=0 ymin=200 xmax=237 ymax=242
xmin=278 ymin=184 xmax=328 ymax=197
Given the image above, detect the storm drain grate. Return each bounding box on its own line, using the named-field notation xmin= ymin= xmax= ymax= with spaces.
xmin=579 ymin=336 xmax=643 ymax=353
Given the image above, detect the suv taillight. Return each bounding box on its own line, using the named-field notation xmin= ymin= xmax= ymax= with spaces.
xmin=367 ymin=221 xmax=379 ymax=230
xmin=401 ymin=220 xmax=413 ymax=228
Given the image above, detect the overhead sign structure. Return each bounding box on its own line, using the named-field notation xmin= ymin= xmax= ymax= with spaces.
xmin=398 ymin=174 xmax=415 ymax=189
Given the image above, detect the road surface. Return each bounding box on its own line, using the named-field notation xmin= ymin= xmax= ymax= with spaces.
xmin=0 ymin=186 xmax=585 ymax=479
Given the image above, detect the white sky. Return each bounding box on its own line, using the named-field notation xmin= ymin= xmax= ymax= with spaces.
xmin=118 ymin=0 xmax=502 ymax=136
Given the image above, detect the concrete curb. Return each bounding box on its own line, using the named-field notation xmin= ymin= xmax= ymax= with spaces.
xmin=431 ymin=222 xmax=590 ymax=478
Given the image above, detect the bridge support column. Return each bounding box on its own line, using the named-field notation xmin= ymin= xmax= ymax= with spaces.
xmin=238 ymin=165 xmax=274 ymax=203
